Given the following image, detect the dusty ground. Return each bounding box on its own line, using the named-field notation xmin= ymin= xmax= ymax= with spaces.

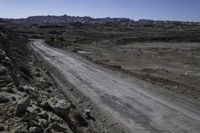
xmin=30 ymin=40 xmax=200 ymax=133
xmin=18 ymin=22 xmax=200 ymax=101
xmin=69 ymin=42 xmax=200 ymax=101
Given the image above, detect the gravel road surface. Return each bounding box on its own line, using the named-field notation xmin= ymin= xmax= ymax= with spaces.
xmin=30 ymin=40 xmax=200 ymax=133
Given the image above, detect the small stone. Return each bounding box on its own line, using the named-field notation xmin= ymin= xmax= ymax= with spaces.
xmin=6 ymin=82 xmax=13 ymax=87
xmin=4 ymin=87 xmax=15 ymax=94
xmin=50 ymin=123 xmax=72 ymax=133
xmin=21 ymin=113 xmax=36 ymax=122
xmin=27 ymin=105 xmax=41 ymax=114
xmin=38 ymin=119 xmax=49 ymax=128
xmin=12 ymin=96 xmax=16 ymax=101
xmin=13 ymin=124 xmax=28 ymax=133
xmin=29 ymin=120 xmax=39 ymax=127
xmin=84 ymin=109 xmax=91 ymax=117
xmin=38 ymin=111 xmax=49 ymax=120
xmin=29 ymin=126 xmax=44 ymax=133
xmin=0 ymin=66 xmax=8 ymax=75
xmin=17 ymin=86 xmax=25 ymax=92
xmin=0 ymin=124 xmax=5 ymax=131
xmin=49 ymin=112 xmax=63 ymax=122
xmin=16 ymin=96 xmax=30 ymax=117
xmin=34 ymin=72 xmax=41 ymax=77
xmin=23 ymin=86 xmax=35 ymax=94
xmin=0 ymin=94 xmax=9 ymax=103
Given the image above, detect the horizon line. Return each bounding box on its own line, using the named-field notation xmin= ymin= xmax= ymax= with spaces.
xmin=2 ymin=14 xmax=200 ymax=23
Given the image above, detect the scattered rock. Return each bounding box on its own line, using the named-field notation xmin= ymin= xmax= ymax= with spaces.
xmin=73 ymin=112 xmax=88 ymax=127
xmin=48 ymin=112 xmax=63 ymax=123
xmin=13 ymin=124 xmax=28 ymax=133
xmin=0 ymin=49 xmax=6 ymax=60
xmin=49 ymin=122 xmax=72 ymax=133
xmin=0 ymin=65 xmax=8 ymax=75
xmin=0 ymin=79 xmax=12 ymax=87
xmin=34 ymin=71 xmax=41 ymax=77
xmin=27 ymin=105 xmax=41 ymax=114
xmin=0 ymin=94 xmax=9 ymax=103
xmin=16 ymin=96 xmax=30 ymax=117
xmin=22 ymin=85 xmax=36 ymax=94
xmin=38 ymin=119 xmax=49 ymax=128
xmin=30 ymin=120 xmax=39 ymax=127
xmin=29 ymin=126 xmax=44 ymax=133
xmin=84 ymin=109 xmax=91 ymax=118
xmin=38 ymin=111 xmax=49 ymax=120
xmin=16 ymin=86 xmax=25 ymax=92
xmin=21 ymin=113 xmax=36 ymax=122
xmin=2 ymin=86 xmax=15 ymax=94
xmin=0 ymin=124 xmax=5 ymax=131
xmin=48 ymin=98 xmax=71 ymax=119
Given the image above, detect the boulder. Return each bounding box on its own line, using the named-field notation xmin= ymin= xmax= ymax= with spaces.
xmin=16 ymin=96 xmax=30 ymax=117
xmin=47 ymin=98 xmax=71 ymax=119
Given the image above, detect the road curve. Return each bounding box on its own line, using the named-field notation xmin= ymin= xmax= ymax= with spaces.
xmin=30 ymin=40 xmax=200 ymax=133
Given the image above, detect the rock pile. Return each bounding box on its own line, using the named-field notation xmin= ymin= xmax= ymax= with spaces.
xmin=0 ymin=49 xmax=89 ymax=133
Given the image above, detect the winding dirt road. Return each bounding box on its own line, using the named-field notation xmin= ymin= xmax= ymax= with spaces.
xmin=30 ymin=40 xmax=200 ymax=133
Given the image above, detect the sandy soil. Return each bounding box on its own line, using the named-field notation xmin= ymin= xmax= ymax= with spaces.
xmin=30 ymin=40 xmax=200 ymax=133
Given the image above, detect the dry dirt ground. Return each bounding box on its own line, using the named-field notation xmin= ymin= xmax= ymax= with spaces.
xmin=9 ymin=21 xmax=200 ymax=132
xmin=22 ymin=23 xmax=200 ymax=102
xmin=30 ymin=40 xmax=200 ymax=133
xmin=69 ymin=42 xmax=200 ymax=101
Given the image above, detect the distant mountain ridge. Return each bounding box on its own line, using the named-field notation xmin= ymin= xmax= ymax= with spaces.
xmin=3 ymin=15 xmax=200 ymax=26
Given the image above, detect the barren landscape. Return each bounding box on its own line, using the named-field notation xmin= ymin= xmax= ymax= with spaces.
xmin=0 ymin=16 xmax=200 ymax=133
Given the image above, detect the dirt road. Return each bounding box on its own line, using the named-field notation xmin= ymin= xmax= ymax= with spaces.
xmin=30 ymin=40 xmax=200 ymax=133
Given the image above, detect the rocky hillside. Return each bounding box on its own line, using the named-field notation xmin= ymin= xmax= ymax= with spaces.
xmin=0 ymin=21 xmax=98 ymax=133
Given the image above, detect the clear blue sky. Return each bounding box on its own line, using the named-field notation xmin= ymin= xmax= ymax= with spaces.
xmin=0 ymin=0 xmax=199 ymax=21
